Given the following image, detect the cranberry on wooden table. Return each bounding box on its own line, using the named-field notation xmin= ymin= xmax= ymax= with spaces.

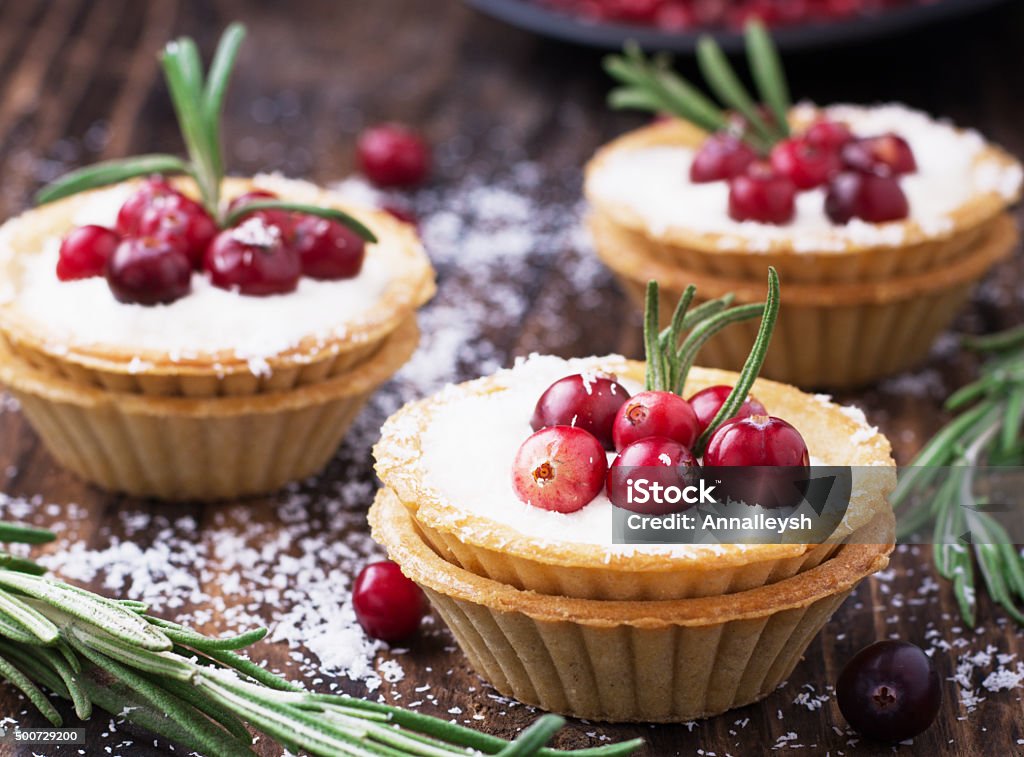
xmin=356 ymin=123 xmax=431 ymax=188
xmin=837 ymin=640 xmax=942 ymax=743
xmin=353 ymin=561 xmax=427 ymax=643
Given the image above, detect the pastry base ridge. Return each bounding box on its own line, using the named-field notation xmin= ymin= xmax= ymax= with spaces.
xmin=370 ymin=488 xmax=894 ymax=723
xmin=0 ymin=317 xmax=419 ymax=500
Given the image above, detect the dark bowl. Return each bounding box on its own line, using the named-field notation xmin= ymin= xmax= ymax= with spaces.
xmin=465 ymin=0 xmax=1012 ymax=53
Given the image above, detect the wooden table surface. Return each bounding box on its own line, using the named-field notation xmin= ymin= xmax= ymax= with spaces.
xmin=1 ymin=1 xmax=1024 ymax=755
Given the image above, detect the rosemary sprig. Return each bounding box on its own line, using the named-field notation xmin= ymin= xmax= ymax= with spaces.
xmin=892 ymin=325 xmax=1024 ymax=624
xmin=639 ymin=268 xmax=781 ymax=457
xmin=0 ymin=525 xmax=642 ymax=756
xmin=34 ymin=23 xmax=374 ymax=242
xmin=605 ymin=22 xmax=791 ymax=153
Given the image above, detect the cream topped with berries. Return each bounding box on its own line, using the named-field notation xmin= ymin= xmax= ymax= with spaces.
xmin=591 ymin=31 xmax=1021 ymax=252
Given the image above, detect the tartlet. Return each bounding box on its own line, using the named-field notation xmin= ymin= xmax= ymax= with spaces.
xmin=0 ymin=317 xmax=418 ymax=500
xmin=584 ymin=103 xmax=1022 ymax=387
xmin=370 ymin=486 xmax=894 ymax=723
xmin=0 ymin=175 xmax=434 ymax=397
xmin=374 ymin=354 xmax=896 ymax=601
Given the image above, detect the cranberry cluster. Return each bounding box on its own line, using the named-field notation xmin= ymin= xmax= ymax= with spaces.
xmin=511 ymin=373 xmax=810 ymax=513
xmin=692 ymin=119 xmax=916 ymax=225
xmin=537 ymin=0 xmax=922 ymax=30
xmin=56 ymin=178 xmax=367 ymax=306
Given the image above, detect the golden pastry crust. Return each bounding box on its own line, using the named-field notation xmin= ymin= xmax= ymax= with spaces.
xmin=369 ymin=488 xmax=893 ymax=722
xmin=0 ymin=316 xmax=419 ymax=500
xmin=584 ymin=114 xmax=1021 ymax=283
xmin=373 ymin=359 xmax=896 ymax=599
xmin=0 ymin=176 xmax=435 ymax=396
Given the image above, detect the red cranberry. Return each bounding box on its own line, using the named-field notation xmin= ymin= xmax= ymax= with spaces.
xmin=292 ymin=215 xmax=366 ymax=280
xmin=770 ymin=137 xmax=840 ymax=189
xmin=530 ymin=373 xmax=631 ymax=450
xmin=511 ymin=426 xmax=608 ymax=513
xmin=106 ymin=236 xmax=192 ymax=306
xmin=204 ymin=218 xmax=301 ymax=296
xmin=612 ymin=390 xmax=699 ymax=452
xmin=137 ymin=197 xmax=217 ymax=269
xmin=704 ymin=415 xmax=810 ymax=508
xmin=115 ymin=177 xmax=179 ymax=236
xmin=227 ymin=190 xmax=296 ymax=233
xmin=352 ymin=560 xmax=427 ymax=643
xmin=837 ymin=641 xmax=941 ymax=743
xmin=687 ymin=385 xmax=768 ymax=435
xmin=689 ymin=132 xmax=758 ymax=183
xmin=57 ymin=225 xmax=120 ymax=281
xmin=356 ymin=124 xmax=431 ymax=188
xmin=841 ymin=134 xmax=917 ymax=176
xmin=606 ymin=437 xmax=700 ymax=514
xmin=704 ymin=415 xmax=809 ymax=467
xmin=728 ymin=162 xmax=796 ymax=224
xmin=825 ymin=172 xmax=909 ymax=224
xmin=804 ymin=120 xmax=853 ymax=152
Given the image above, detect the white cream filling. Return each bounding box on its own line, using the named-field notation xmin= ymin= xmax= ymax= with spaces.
xmin=9 ymin=177 xmax=399 ymax=371
xmin=588 ymin=103 xmax=1022 ymax=252
xmin=417 ymin=355 xmax=871 ymax=554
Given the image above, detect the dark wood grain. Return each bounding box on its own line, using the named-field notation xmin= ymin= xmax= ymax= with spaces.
xmin=1 ymin=1 xmax=1023 ymax=755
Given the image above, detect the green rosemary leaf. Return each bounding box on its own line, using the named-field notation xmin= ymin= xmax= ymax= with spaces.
xmin=72 ymin=625 xmax=195 ymax=681
xmin=148 ymin=617 xmax=268 ymax=651
xmin=944 ymin=373 xmax=1002 ymax=411
xmin=0 ymin=652 xmax=63 ymax=726
xmin=693 ymin=267 xmax=780 ymax=454
xmin=975 ymin=543 xmax=1024 ymax=623
xmin=1001 ymin=385 xmax=1024 ymax=455
xmin=20 ymin=642 xmax=92 ymax=719
xmin=497 ymin=714 xmax=566 ymax=756
xmin=70 ymin=638 xmax=253 ymax=757
xmin=660 ymin=285 xmax=696 ymax=392
xmin=963 ymin=324 xmax=1024 ymax=353
xmin=890 ymin=403 xmax=996 ymax=508
xmin=607 ymin=86 xmax=663 ymax=113
xmin=155 ymin=674 xmax=254 ymax=744
xmin=81 ymin=672 xmax=252 ymax=757
xmin=679 ymin=294 xmax=734 ymax=332
xmin=203 ymin=647 xmax=304 ymax=691
xmin=225 ymin=200 xmax=379 ymax=243
xmin=0 ymin=571 xmax=171 ymax=651
xmin=673 ymin=302 xmax=764 ymax=396
xmin=0 ymin=609 xmax=44 ymax=645
xmin=650 ymin=66 xmax=730 ymax=135
xmin=34 ymin=154 xmax=190 ymax=206
xmin=161 ymin=42 xmax=218 ymax=211
xmin=0 ymin=639 xmax=73 ymax=707
xmin=0 ymin=588 xmax=60 ymax=643
xmin=744 ymin=21 xmax=790 ymax=138
xmin=604 ymin=44 xmax=728 ymax=134
xmin=696 ymin=35 xmax=775 ymax=145
xmin=199 ymin=672 xmax=381 ymax=756
xmin=643 ymin=281 xmax=663 ymax=391
xmin=203 ymin=23 xmax=246 ymax=184
xmin=0 ymin=522 xmax=55 ymax=545
xmin=0 ymin=552 xmax=47 ymax=576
